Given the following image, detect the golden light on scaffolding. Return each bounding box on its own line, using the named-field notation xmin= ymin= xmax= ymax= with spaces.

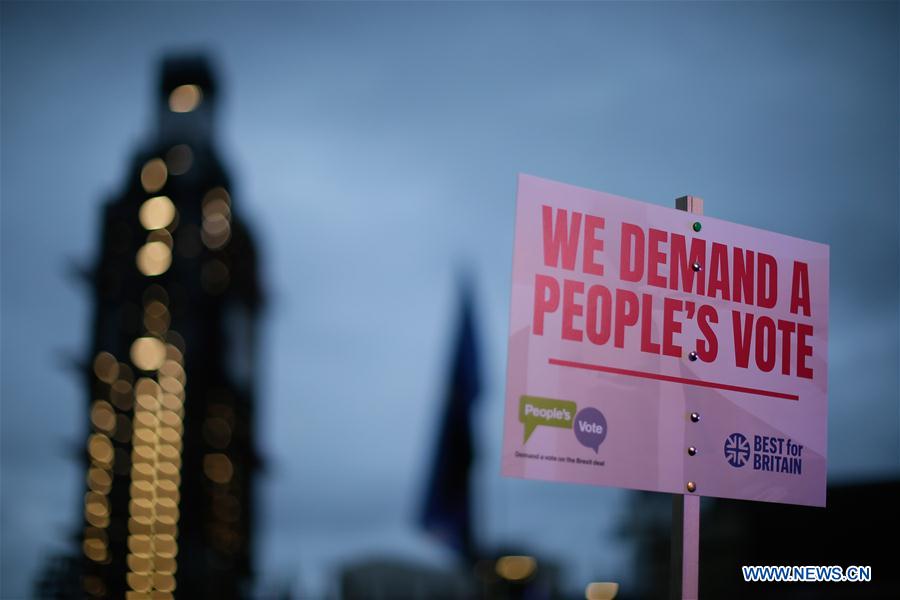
xmin=136 ymin=241 xmax=172 ymax=276
xmin=203 ymin=453 xmax=233 ymax=484
xmin=144 ymin=298 xmax=169 ymax=318
xmin=129 ymin=499 xmax=153 ymax=521
xmin=140 ymin=158 xmax=167 ymax=193
xmin=83 ymin=575 xmax=106 ymax=597
xmin=203 ymin=186 xmax=231 ymax=207
xmin=134 ymin=377 xmax=161 ymax=405
xmin=134 ymin=410 xmax=159 ymax=429
xmin=88 ymin=434 xmax=114 ymax=465
xmin=154 ymin=534 xmax=178 ymax=558
xmin=585 ymin=582 xmax=620 ymax=600
xmin=132 ymin=445 xmax=156 ymax=464
xmin=143 ymin=282 xmax=169 ymax=305
xmin=128 ymin=534 xmax=152 ymax=556
xmin=116 ymin=362 xmax=134 ymax=383
xmin=201 ymin=215 xmax=231 ymax=250
xmin=200 ymin=186 xmax=232 ymax=250
xmin=155 ymin=556 xmax=177 ymax=575
xmin=157 ymin=438 xmax=181 ymax=458
xmin=92 ymin=352 xmax=119 ymax=383
xmin=147 ymin=228 xmax=174 ymax=249
xmin=126 ymin=572 xmax=152 ymax=593
xmin=127 ymin=554 xmax=153 ymax=574
xmin=156 ymin=484 xmax=180 ymax=503
xmin=157 ymin=477 xmax=178 ymax=492
xmin=156 ymin=498 xmax=180 ymax=525
xmin=202 ymin=211 xmax=230 ymax=235
xmin=159 ymin=359 xmax=185 ymax=382
xmin=85 ymin=511 xmax=109 ymax=529
xmin=143 ymin=300 xmax=170 ymax=334
xmin=159 ymin=375 xmax=184 ymax=396
xmin=139 ymin=196 xmax=176 ymax=231
xmin=155 ymin=521 xmax=178 ymax=538
xmin=127 ymin=518 xmax=151 ymax=533
xmin=130 ymin=336 xmax=167 ymax=371
xmin=133 ymin=429 xmax=158 ymax=447
xmin=136 ymin=394 xmax=160 ymax=414
xmin=131 ymin=462 xmax=154 ymax=480
xmin=165 ymin=341 xmax=184 ymax=362
xmin=128 ymin=520 xmax=151 ymax=537
xmin=90 ymin=401 xmax=117 ymax=434
xmin=112 ymin=374 xmax=134 ymax=392
xmin=168 ymin=84 xmax=202 ymax=113
xmin=154 ymin=573 xmax=177 ymax=592
xmin=161 ymin=394 xmax=184 ymax=413
xmin=159 ymin=410 xmax=182 ymax=430
xmin=157 ymin=462 xmax=180 ymax=481
xmin=85 ymin=492 xmax=110 ymax=528
xmin=110 ymin=378 xmax=134 ymax=411
xmin=83 ymin=537 xmax=108 ymax=562
xmin=126 ymin=333 xmax=186 ymax=595
xmin=495 ymin=555 xmax=537 ymax=582
xmin=85 ymin=492 xmax=109 ymax=515
xmin=162 ymin=453 xmax=182 ymax=471
xmin=87 ymin=468 xmax=112 ymax=495
xmin=134 ymin=377 xmax=161 ymax=395
xmin=202 ymin=195 xmax=230 ymax=221
xmin=130 ymin=479 xmax=153 ymax=497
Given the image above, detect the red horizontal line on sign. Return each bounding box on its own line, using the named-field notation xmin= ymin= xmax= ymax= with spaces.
xmin=548 ymin=358 xmax=799 ymax=401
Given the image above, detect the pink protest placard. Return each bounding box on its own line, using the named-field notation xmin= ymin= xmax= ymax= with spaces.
xmin=502 ymin=174 xmax=829 ymax=506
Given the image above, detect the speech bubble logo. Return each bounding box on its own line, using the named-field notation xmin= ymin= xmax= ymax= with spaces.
xmin=519 ymin=395 xmax=577 ymax=443
xmin=573 ymin=407 xmax=608 ymax=453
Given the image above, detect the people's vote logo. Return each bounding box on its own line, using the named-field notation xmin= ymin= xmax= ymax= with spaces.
xmin=573 ymin=407 xmax=607 ymax=453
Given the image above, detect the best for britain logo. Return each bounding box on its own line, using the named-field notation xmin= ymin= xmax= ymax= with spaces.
xmin=723 ymin=432 xmax=804 ymax=474
xmin=724 ymin=433 xmax=751 ymax=467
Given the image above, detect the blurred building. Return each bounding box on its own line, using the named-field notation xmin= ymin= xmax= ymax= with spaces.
xmin=38 ymin=55 xmax=263 ymax=599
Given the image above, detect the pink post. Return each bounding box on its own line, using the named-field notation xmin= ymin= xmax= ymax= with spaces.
xmin=670 ymin=195 xmax=703 ymax=600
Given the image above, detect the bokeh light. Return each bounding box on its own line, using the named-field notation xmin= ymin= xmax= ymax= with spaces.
xmin=92 ymin=352 xmax=119 ymax=384
xmin=139 ymin=196 xmax=176 ymax=231
xmin=203 ymin=453 xmax=234 ymax=484
xmin=140 ymin=158 xmax=167 ymax=193
xmin=168 ymin=84 xmax=202 ymax=113
xmin=495 ymin=555 xmax=537 ymax=581
xmin=136 ymin=241 xmax=172 ymax=276
xmin=130 ymin=337 xmax=166 ymax=371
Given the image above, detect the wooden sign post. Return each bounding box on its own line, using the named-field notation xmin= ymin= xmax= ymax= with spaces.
xmin=670 ymin=195 xmax=703 ymax=600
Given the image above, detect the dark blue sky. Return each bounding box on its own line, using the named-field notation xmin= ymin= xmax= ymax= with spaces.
xmin=2 ymin=2 xmax=898 ymax=597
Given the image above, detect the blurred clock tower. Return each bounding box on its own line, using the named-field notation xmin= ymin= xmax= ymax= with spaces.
xmin=39 ymin=55 xmax=264 ymax=599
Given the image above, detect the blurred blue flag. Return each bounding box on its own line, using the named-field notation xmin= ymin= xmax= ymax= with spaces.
xmin=421 ymin=284 xmax=482 ymax=559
